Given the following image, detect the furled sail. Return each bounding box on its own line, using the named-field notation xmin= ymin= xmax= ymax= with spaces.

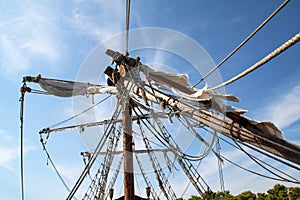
xmin=140 ymin=64 xmax=194 ymax=95
xmin=23 ymin=75 xmax=109 ymax=97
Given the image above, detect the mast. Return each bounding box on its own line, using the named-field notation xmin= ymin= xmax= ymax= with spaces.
xmin=122 ymin=97 xmax=135 ymax=200
xmin=105 ymin=48 xmax=138 ymax=199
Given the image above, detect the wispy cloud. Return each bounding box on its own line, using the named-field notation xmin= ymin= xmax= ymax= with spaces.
xmin=0 ymin=2 xmax=64 ymax=75
xmin=0 ymin=146 xmax=19 ymax=171
xmin=52 ymin=163 xmax=82 ymax=182
xmin=0 ymin=129 xmax=19 ymax=170
xmin=0 ymin=35 xmax=30 ymax=74
xmin=70 ymin=0 xmax=124 ymax=42
xmin=0 ymin=129 xmax=35 ymax=171
xmin=257 ymin=83 xmax=300 ymax=129
xmin=18 ymin=10 xmax=61 ymax=61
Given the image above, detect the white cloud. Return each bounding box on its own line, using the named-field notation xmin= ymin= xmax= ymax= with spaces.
xmin=0 ymin=130 xmax=18 ymax=170
xmin=70 ymin=0 xmax=124 ymax=42
xmin=52 ymin=163 xmax=82 ymax=182
xmin=258 ymin=83 xmax=300 ymax=129
xmin=0 ymin=146 xmax=19 ymax=171
xmin=0 ymin=129 xmax=35 ymax=171
xmin=0 ymin=35 xmax=30 ymax=73
xmin=0 ymin=2 xmax=64 ymax=75
xmin=0 ymin=129 xmax=13 ymax=140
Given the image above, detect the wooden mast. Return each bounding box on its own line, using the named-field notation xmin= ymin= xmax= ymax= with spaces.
xmin=122 ymin=98 xmax=135 ymax=200
xmin=105 ymin=48 xmax=136 ymax=199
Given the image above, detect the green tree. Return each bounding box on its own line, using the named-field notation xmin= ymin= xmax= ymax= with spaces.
xmin=188 ymin=195 xmax=202 ymax=200
xmin=287 ymin=187 xmax=300 ymax=200
xmin=186 ymin=184 xmax=300 ymax=200
xmin=218 ymin=190 xmax=234 ymax=200
xmin=267 ymin=184 xmax=288 ymax=199
xmin=257 ymin=192 xmax=267 ymax=200
xmin=235 ymin=190 xmax=256 ymax=200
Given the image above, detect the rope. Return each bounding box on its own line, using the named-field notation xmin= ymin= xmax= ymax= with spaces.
xmin=67 ymin=102 xmax=122 ymax=199
xmin=30 ymin=88 xmax=50 ymax=95
xmin=48 ymin=95 xmax=111 ymax=129
xmin=179 ymin=115 xmax=221 ymax=161
xmin=197 ymin=126 xmax=300 ymax=183
xmin=193 ymin=0 xmax=291 ymax=87
xmin=104 ymin=155 xmax=123 ymax=200
xmin=19 ymin=84 xmax=26 ymax=200
xmin=67 ymin=80 xmax=133 ymax=199
xmin=135 ymin=174 xmax=142 ymax=196
xmin=215 ymin=133 xmax=300 ymax=183
xmin=232 ymin=139 xmax=300 ymax=183
xmin=221 ymin=155 xmax=287 ymax=182
xmin=210 ymin=32 xmax=300 ymax=90
xmin=201 ymin=122 xmax=300 ymax=172
xmin=125 ymin=0 xmax=131 ymax=54
xmin=228 ymin=136 xmax=300 ymax=177
xmin=40 ymin=137 xmax=77 ymax=198
xmin=216 ymin=136 xmax=225 ymax=193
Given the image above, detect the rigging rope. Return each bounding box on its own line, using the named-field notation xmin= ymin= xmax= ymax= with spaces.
xmin=136 ymin=116 xmax=178 ymax=200
xmin=220 ymin=155 xmax=296 ymax=182
xmin=209 ymin=32 xmax=300 ymax=90
xmin=201 ymin=122 xmax=300 ymax=172
xmin=19 ymin=84 xmax=27 ymax=200
xmin=179 ymin=115 xmax=221 ymax=161
xmin=67 ymin=101 xmax=122 ymax=199
xmin=135 ymin=153 xmax=159 ymax=200
xmin=48 ymin=95 xmax=111 ymax=129
xmin=240 ymin=138 xmax=300 ymax=172
xmin=30 ymin=88 xmax=50 ymax=95
xmin=216 ymin=136 xmax=225 ymax=193
xmin=180 ymin=160 xmax=203 ymax=197
xmin=134 ymin=107 xmax=211 ymax=197
xmin=207 ymin=127 xmax=300 ymax=183
xmin=125 ymin=0 xmax=131 ymax=54
xmin=67 ymin=79 xmax=133 ymax=199
xmin=40 ymin=137 xmax=76 ymax=198
xmin=232 ymin=139 xmax=300 ymax=183
xmin=105 ymin=155 xmax=123 ymax=199
xmin=193 ymin=0 xmax=291 ymax=87
xmin=82 ymin=124 xmax=120 ymax=200
xmin=229 ymin=137 xmax=300 ymax=181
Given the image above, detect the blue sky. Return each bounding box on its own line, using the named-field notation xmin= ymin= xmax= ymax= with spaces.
xmin=0 ymin=0 xmax=300 ymax=199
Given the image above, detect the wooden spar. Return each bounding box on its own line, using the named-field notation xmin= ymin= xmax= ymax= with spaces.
xmin=40 ymin=113 xmax=167 ymax=135
xmin=81 ymin=149 xmax=169 ymax=156
xmin=140 ymin=87 xmax=300 ymax=165
xmin=122 ymin=98 xmax=135 ymax=200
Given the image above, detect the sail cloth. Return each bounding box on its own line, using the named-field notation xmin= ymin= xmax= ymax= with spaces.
xmin=226 ymin=112 xmax=283 ymax=139
xmin=140 ymin=65 xmax=240 ymax=103
xmin=24 ymin=75 xmax=110 ymax=97
xmin=140 ymin=64 xmax=194 ymax=95
xmin=38 ymin=78 xmax=89 ymax=97
xmin=25 ymin=75 xmax=283 ymax=139
xmin=138 ymin=67 xmax=283 ymax=138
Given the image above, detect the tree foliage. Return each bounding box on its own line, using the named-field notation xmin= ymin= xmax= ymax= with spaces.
xmin=186 ymin=184 xmax=300 ymax=200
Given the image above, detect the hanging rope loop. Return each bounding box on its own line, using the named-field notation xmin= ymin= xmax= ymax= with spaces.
xmin=193 ymin=0 xmax=291 ymax=87
xmin=209 ymin=32 xmax=300 ymax=91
